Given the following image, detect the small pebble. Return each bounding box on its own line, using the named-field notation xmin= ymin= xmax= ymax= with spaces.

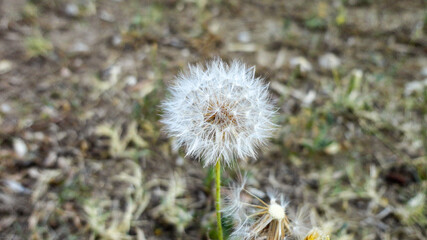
xmin=4 ymin=180 xmax=31 ymax=194
xmin=125 ymin=75 xmax=137 ymax=86
xmin=70 ymin=42 xmax=90 ymax=55
xmin=111 ymin=34 xmax=122 ymax=47
xmin=60 ymin=67 xmax=72 ymax=78
xmin=13 ymin=138 xmax=27 ymax=158
xmin=65 ymin=3 xmax=79 ymax=17
xmin=181 ymin=48 xmax=190 ymax=57
xmin=176 ymin=156 xmax=184 ymax=166
xmin=99 ymin=10 xmax=115 ymax=22
xmin=0 ymin=103 xmax=11 ymax=113
xmin=0 ymin=60 xmax=13 ymax=74
xmin=237 ymin=31 xmax=251 ymax=43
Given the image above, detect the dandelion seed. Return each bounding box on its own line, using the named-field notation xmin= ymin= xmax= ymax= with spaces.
xmin=161 ymin=58 xmax=276 ymax=166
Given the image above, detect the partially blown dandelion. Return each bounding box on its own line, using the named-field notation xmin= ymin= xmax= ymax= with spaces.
xmin=161 ymin=59 xmax=276 ymax=167
xmin=224 ymin=182 xmax=291 ymax=240
xmin=224 ymin=181 xmax=330 ymax=240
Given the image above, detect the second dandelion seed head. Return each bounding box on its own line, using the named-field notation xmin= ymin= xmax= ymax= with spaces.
xmin=224 ymin=180 xmax=331 ymax=240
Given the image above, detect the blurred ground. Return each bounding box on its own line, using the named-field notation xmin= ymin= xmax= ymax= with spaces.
xmin=0 ymin=0 xmax=426 ymax=239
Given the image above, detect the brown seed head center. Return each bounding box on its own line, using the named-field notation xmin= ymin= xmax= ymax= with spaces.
xmin=204 ymin=103 xmax=236 ymax=128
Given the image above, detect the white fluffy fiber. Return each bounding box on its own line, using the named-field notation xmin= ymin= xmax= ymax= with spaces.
xmin=161 ymin=58 xmax=276 ymax=166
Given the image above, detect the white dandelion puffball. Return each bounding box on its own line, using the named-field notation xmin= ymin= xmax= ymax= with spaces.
xmin=161 ymin=59 xmax=276 ymax=166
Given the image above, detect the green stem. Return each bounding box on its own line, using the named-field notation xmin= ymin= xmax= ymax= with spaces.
xmin=215 ymin=160 xmax=223 ymax=240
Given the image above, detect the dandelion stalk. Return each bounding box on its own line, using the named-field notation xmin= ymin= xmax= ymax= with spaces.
xmin=215 ymin=160 xmax=223 ymax=240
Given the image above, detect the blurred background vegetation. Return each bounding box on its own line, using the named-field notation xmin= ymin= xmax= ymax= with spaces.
xmin=0 ymin=0 xmax=426 ymax=239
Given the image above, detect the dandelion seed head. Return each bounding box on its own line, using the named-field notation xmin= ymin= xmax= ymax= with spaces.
xmin=161 ymin=58 xmax=276 ymax=166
